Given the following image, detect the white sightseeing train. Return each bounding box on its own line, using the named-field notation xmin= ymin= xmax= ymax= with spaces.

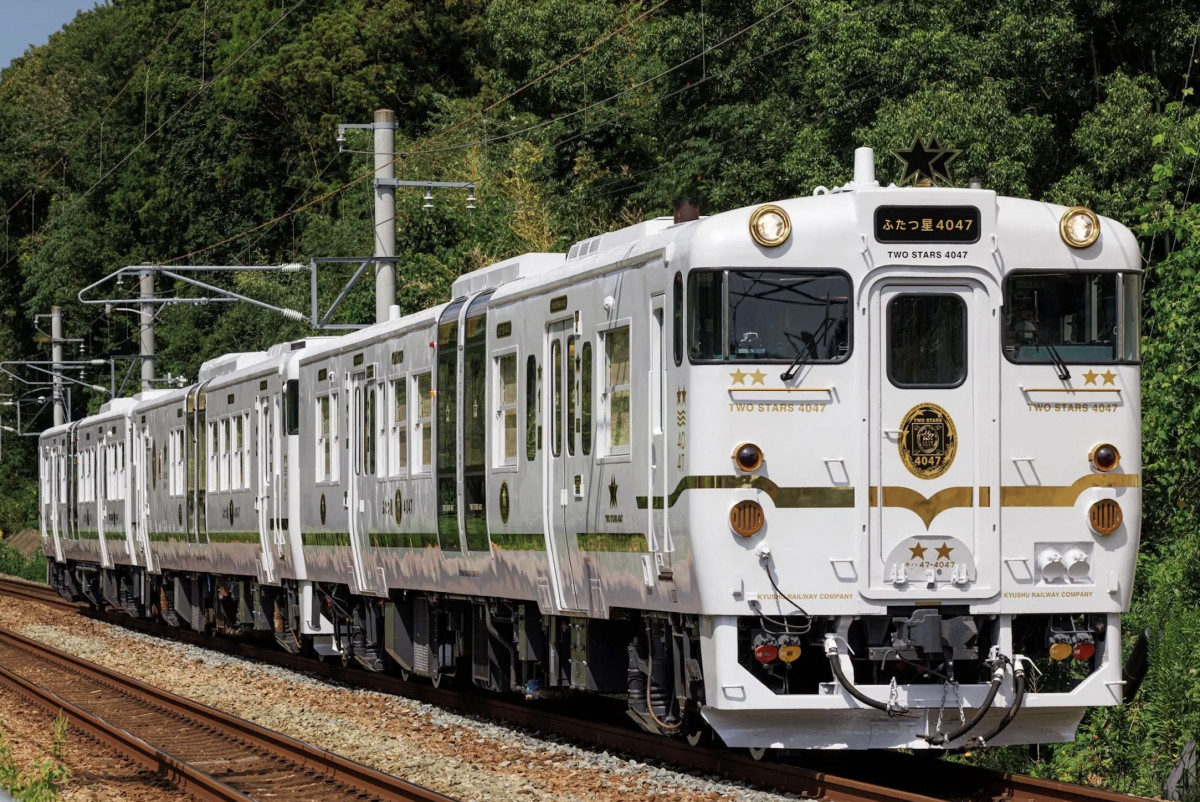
xmin=39 ymin=147 xmax=1142 ymax=750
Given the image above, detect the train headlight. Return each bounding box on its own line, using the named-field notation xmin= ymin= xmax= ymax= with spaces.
xmin=730 ymin=500 xmax=765 ymax=538
xmin=1090 ymin=443 xmax=1120 ymax=472
xmin=1088 ymin=499 xmax=1122 ymax=535
xmin=749 ymin=204 xmax=791 ymax=248
xmin=733 ymin=442 xmax=764 ymax=472
xmin=1059 ymin=206 xmax=1100 ymax=248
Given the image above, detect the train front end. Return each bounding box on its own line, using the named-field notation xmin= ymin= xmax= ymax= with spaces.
xmin=677 ymin=148 xmax=1141 ymax=749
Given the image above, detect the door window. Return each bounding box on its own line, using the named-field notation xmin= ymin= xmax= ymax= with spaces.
xmin=887 ymin=294 xmax=967 ymax=388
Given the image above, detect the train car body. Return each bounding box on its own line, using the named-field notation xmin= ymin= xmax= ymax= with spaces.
xmin=42 ymin=148 xmax=1142 ymax=750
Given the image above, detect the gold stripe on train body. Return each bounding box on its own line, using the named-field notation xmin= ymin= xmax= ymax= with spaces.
xmin=999 ymin=473 xmax=1140 ymax=506
xmin=869 ymin=486 xmax=975 ymax=529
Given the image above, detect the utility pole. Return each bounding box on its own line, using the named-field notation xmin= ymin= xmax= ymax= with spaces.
xmin=140 ymin=266 xmax=155 ymax=391
xmin=336 ymin=110 xmax=477 ymax=326
xmin=374 ymin=109 xmax=396 ymax=325
xmin=51 ymin=306 xmax=64 ymax=426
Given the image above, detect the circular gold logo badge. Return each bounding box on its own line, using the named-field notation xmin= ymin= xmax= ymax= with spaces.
xmin=899 ymin=403 xmax=957 ymax=479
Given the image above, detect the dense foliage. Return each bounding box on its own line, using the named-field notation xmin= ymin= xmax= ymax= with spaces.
xmin=0 ymin=0 xmax=1197 ymax=793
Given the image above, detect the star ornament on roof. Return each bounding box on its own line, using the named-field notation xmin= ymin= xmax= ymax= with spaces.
xmin=891 ymin=137 xmax=962 ymax=186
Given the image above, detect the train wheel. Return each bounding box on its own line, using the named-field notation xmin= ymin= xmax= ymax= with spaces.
xmin=684 ymin=712 xmax=711 ymax=747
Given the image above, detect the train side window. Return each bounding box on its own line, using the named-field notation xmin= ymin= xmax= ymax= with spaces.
xmin=317 ymin=395 xmax=332 ymax=482
xmin=888 ymin=295 xmax=967 ymax=388
xmin=604 ymin=325 xmax=631 ymax=454
xmin=285 ymin=379 xmax=299 ymax=435
xmin=567 ymin=336 xmax=577 ymax=456
xmin=496 ymin=353 xmax=518 ymax=466
xmin=415 ymin=372 xmax=432 ymax=472
xmin=525 ymin=356 xmax=537 ymax=461
xmin=581 ymin=342 xmax=593 ymax=455
xmin=551 ymin=339 xmax=563 ymax=457
xmin=366 ymin=384 xmax=377 ymax=476
xmin=207 ymin=421 xmax=217 ymax=493
xmin=233 ymin=415 xmax=244 ymax=489
xmin=673 ymin=272 xmax=683 ymax=366
xmin=390 ymin=377 xmax=407 ymax=476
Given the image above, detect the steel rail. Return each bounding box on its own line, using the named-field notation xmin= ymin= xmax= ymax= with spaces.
xmin=0 ymin=627 xmax=455 ymax=802
xmin=0 ymin=583 xmax=1152 ymax=801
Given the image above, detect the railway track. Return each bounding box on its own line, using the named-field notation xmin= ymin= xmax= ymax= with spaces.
xmin=0 ymin=622 xmax=453 ymax=801
xmin=0 ymin=578 xmax=1151 ymax=802
xmin=0 ymin=575 xmax=79 ymax=610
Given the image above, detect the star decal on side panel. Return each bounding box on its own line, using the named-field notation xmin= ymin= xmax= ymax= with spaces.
xmin=935 ymin=542 xmax=954 ymax=560
xmin=1082 ymin=369 xmax=1099 ymax=385
xmin=608 ymin=475 xmax=619 ymax=508
xmin=1101 ymin=369 xmax=1117 ymax=385
xmin=909 ymin=543 xmax=928 ymax=559
xmin=1082 ymin=369 xmax=1118 ymax=386
xmin=730 ymin=368 xmax=748 ymax=385
xmin=749 ymin=369 xmax=767 ymax=386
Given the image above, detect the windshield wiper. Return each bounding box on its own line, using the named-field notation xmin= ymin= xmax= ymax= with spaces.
xmin=781 ymin=315 xmax=835 ymax=382
xmin=1032 ymin=328 xmax=1072 ymax=381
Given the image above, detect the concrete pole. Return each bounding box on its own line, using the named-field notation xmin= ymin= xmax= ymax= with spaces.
xmin=374 ymin=109 xmax=396 ymax=325
xmin=140 ymin=268 xmax=155 ymax=392
xmin=51 ymin=306 xmax=64 ymax=426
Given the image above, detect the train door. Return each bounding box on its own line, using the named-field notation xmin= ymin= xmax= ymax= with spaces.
xmin=44 ymin=442 xmax=63 ymax=561
xmin=647 ymin=293 xmax=672 ymax=571
xmin=132 ymin=418 xmax=151 ymax=570
xmin=546 ymin=319 xmax=584 ymax=611
xmin=255 ymin=391 xmax=278 ymax=584
xmin=435 ymin=299 xmax=466 ymax=553
xmin=187 ymin=385 xmax=209 ymax=544
xmin=347 ymin=367 xmax=379 ymax=594
xmin=866 ymin=280 xmax=998 ymax=599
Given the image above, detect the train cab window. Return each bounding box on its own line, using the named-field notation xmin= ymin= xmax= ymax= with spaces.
xmin=687 ymin=270 xmax=851 ymax=362
xmin=285 ymin=379 xmax=299 ymax=435
xmin=416 ymin=372 xmax=432 ymax=472
xmin=1003 ymin=272 xmax=1127 ymax=364
xmin=604 ymin=325 xmax=631 ymax=453
xmin=496 ymin=354 xmax=518 ymax=466
xmin=888 ymin=295 xmax=967 ymax=387
xmin=393 ymin=379 xmax=409 ymax=476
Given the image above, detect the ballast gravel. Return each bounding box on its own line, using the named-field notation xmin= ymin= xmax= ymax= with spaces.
xmin=0 ymin=592 xmax=799 ymax=802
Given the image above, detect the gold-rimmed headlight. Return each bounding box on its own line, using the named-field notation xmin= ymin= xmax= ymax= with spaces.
xmin=749 ymin=204 xmax=791 ymax=248
xmin=1060 ymin=207 xmax=1100 ymax=248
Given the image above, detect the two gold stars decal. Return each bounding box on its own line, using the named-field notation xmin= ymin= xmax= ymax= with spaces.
xmin=1081 ymin=369 xmax=1117 ymax=386
xmin=730 ymin=368 xmax=767 ymax=386
xmin=909 ymin=542 xmax=954 ymax=560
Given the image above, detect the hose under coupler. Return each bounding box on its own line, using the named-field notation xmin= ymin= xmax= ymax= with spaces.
xmin=925 ymin=658 xmax=1008 ymax=746
xmin=824 ymin=636 xmax=908 ymax=717
xmin=967 ymin=660 xmax=1027 ymax=747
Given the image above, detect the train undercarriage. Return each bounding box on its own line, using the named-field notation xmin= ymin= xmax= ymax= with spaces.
xmin=48 ymin=559 xmax=1114 ymax=748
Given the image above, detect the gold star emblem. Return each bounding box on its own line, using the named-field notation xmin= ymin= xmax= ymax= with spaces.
xmin=749 ymin=369 xmax=767 ymax=385
xmin=909 ymin=543 xmax=927 ymax=559
xmin=730 ymin=369 xmax=748 ymax=385
xmin=1082 ymin=369 xmax=1099 ymax=385
xmin=1101 ymin=370 xmax=1117 ymax=386
xmin=935 ymin=543 xmax=953 ymax=560
xmin=609 ymin=475 xmax=619 ymax=508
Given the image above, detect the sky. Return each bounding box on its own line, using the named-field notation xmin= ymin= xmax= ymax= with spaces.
xmin=0 ymin=1 xmax=103 ymax=72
